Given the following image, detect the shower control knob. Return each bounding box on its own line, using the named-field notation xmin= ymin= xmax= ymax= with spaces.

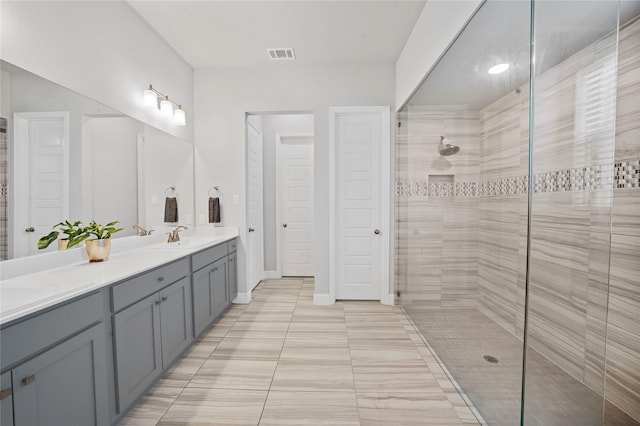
xmin=25 ymin=227 xmax=35 ymax=233
xmin=374 ymin=229 xmax=381 ymax=235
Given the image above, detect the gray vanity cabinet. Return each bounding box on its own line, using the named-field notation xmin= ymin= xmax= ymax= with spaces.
xmin=228 ymin=251 xmax=238 ymax=302
xmin=113 ymin=276 xmax=192 ymax=414
xmin=110 ymin=258 xmax=191 ymax=414
xmin=0 ymin=292 xmax=108 ymax=426
xmin=193 ymin=257 xmax=228 ymax=337
xmin=1 ymin=372 xmax=13 ymax=426
xmin=11 ymin=323 xmax=109 ymax=426
xmin=212 ymin=257 xmax=229 ymax=318
xmin=113 ymin=292 xmax=162 ymax=413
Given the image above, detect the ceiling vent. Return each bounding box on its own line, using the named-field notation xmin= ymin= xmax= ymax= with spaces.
xmin=267 ymin=48 xmax=296 ymax=61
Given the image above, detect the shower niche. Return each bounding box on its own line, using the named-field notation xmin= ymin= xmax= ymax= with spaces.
xmin=427 ymin=174 xmax=454 ymax=197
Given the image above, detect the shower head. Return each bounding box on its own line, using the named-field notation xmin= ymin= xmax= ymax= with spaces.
xmin=438 ymin=136 xmax=460 ymax=156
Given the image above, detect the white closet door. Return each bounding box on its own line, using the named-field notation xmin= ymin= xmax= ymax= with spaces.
xmin=331 ymin=107 xmax=390 ymax=301
xmin=280 ymin=139 xmax=314 ymax=277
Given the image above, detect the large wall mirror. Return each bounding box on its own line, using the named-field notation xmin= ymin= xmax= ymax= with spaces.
xmin=0 ymin=60 xmax=194 ymax=260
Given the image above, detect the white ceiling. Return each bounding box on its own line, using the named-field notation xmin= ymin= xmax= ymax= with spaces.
xmin=129 ymin=1 xmax=426 ymax=69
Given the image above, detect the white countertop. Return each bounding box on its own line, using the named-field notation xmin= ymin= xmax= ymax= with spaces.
xmin=0 ymin=227 xmax=239 ymax=326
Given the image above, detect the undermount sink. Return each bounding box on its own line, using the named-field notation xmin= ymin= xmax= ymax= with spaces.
xmin=148 ymin=236 xmax=226 ymax=249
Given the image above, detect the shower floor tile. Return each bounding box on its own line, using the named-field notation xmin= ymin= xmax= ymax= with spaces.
xmin=404 ymin=307 xmax=640 ymax=426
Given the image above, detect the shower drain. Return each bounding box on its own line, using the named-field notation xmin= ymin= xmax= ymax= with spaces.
xmin=483 ymin=355 xmax=499 ymax=364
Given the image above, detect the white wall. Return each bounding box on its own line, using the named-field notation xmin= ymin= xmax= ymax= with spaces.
xmin=261 ymin=114 xmax=314 ymax=272
xmin=195 ymin=65 xmax=395 ymax=300
xmin=395 ymin=0 xmax=482 ymax=110
xmin=0 ymin=1 xmax=194 ymax=141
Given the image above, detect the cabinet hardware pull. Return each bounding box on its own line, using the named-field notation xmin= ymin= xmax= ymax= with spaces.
xmin=25 ymin=227 xmax=35 ymax=233
xmin=229 ymin=259 xmax=233 ymax=262
xmin=161 ymin=296 xmax=168 ymax=301
xmin=248 ymin=227 xmax=255 ymax=232
xmin=157 ymin=276 xmax=165 ymax=282
xmin=21 ymin=375 xmax=35 ymax=387
xmin=0 ymin=387 xmax=12 ymax=400
xmin=374 ymin=229 xmax=381 ymax=235
xmin=155 ymin=300 xmax=161 ymax=305
xmin=213 ymin=267 xmax=218 ymax=271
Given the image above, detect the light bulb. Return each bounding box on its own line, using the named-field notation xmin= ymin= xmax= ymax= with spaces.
xmin=174 ymin=106 xmax=186 ymax=126
xmin=143 ymin=86 xmax=157 ymax=107
xmin=160 ymin=97 xmax=173 ymax=117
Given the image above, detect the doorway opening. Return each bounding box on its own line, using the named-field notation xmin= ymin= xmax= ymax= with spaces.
xmin=245 ymin=112 xmax=315 ymax=293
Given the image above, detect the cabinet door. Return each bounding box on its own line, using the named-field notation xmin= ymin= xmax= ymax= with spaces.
xmin=1 ymin=371 xmax=13 ymax=426
xmin=228 ymin=252 xmax=238 ymax=302
xmin=159 ymin=277 xmax=192 ymax=366
xmin=192 ymin=266 xmax=215 ymax=337
xmin=212 ymin=257 xmax=229 ymax=318
xmin=12 ymin=323 xmax=109 ymax=426
xmin=113 ymin=293 xmax=162 ymax=413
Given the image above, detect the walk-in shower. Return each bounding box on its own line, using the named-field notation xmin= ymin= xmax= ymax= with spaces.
xmin=395 ymin=1 xmax=640 ymax=424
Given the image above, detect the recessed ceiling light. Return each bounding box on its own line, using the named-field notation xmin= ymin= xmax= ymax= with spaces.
xmin=488 ymin=63 xmax=510 ymax=74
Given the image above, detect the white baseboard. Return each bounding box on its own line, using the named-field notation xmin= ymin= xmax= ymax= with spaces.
xmin=262 ymin=270 xmax=280 ymax=279
xmin=233 ymin=292 xmax=252 ymax=304
xmin=381 ymin=292 xmax=395 ymax=306
xmin=313 ymin=293 xmax=335 ymax=305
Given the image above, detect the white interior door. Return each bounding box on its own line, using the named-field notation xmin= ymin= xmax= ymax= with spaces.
xmin=247 ymin=121 xmax=264 ymax=291
xmin=331 ymin=107 xmax=390 ymax=301
xmin=14 ymin=112 xmax=69 ymax=257
xmin=279 ymin=136 xmax=314 ymax=277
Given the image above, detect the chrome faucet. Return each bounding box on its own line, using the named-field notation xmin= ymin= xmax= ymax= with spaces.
xmin=132 ymin=225 xmax=153 ymax=236
xmin=167 ymin=225 xmax=188 ymax=243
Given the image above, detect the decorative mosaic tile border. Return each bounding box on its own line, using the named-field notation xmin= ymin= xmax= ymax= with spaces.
xmin=396 ymin=159 xmax=639 ymax=197
xmin=615 ymin=159 xmax=640 ymax=188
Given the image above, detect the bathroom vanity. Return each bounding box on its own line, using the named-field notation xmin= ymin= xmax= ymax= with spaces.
xmin=0 ymin=230 xmax=238 ymax=425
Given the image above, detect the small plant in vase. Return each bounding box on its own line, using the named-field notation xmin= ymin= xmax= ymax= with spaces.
xmin=37 ymin=220 xmax=90 ymax=251
xmin=85 ymin=220 xmax=123 ymax=262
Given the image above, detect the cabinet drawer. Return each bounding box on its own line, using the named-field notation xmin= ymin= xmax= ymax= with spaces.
xmin=111 ymin=257 xmax=189 ymax=312
xmin=1 ymin=291 xmax=104 ymax=371
xmin=191 ymin=243 xmax=228 ymax=272
xmin=227 ymin=238 xmax=237 ymax=253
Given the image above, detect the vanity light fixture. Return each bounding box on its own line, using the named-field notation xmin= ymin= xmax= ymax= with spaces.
xmin=142 ymin=84 xmax=186 ymax=126
xmin=174 ymin=106 xmax=186 ymax=126
xmin=488 ymin=63 xmax=510 ymax=74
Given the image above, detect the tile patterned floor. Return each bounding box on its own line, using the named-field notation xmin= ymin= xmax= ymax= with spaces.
xmin=118 ymin=278 xmax=479 ymax=425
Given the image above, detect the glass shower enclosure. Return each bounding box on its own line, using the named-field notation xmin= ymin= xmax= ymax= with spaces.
xmin=395 ymin=1 xmax=640 ymax=424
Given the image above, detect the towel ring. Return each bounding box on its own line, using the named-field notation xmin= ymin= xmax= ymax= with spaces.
xmin=165 ymin=186 xmax=177 ymax=197
xmin=208 ymin=186 xmax=220 ymax=197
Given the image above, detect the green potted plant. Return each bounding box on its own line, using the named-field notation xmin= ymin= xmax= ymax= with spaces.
xmin=85 ymin=220 xmax=123 ymax=262
xmin=37 ymin=220 xmax=90 ymax=251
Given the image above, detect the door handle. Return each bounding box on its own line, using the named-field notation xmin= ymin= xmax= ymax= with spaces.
xmin=374 ymin=229 xmax=381 ymax=235
xmin=21 ymin=375 xmax=35 ymax=387
xmin=248 ymin=227 xmax=255 ymax=232
xmin=25 ymin=227 xmax=35 ymax=233
xmin=282 ymin=223 xmax=288 ymax=228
